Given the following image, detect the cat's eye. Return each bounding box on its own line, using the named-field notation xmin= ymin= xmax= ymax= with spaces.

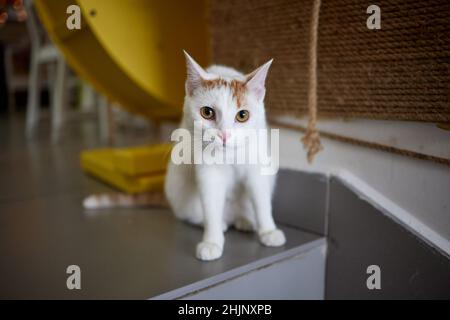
xmin=236 ymin=110 xmax=250 ymax=122
xmin=200 ymin=106 xmax=215 ymax=120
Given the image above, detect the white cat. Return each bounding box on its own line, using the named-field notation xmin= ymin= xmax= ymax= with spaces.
xmin=83 ymin=52 xmax=286 ymax=261
xmin=164 ymin=52 xmax=285 ymax=261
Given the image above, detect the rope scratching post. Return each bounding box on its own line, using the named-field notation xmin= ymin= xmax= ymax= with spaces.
xmin=301 ymin=0 xmax=323 ymax=163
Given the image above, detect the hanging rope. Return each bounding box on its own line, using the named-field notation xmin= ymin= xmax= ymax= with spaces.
xmin=301 ymin=0 xmax=323 ymax=163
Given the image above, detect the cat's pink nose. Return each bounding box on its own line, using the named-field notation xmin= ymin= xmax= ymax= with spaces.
xmin=217 ymin=131 xmax=230 ymax=144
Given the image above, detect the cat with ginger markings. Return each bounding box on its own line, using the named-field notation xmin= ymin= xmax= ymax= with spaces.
xmin=84 ymin=52 xmax=286 ymax=261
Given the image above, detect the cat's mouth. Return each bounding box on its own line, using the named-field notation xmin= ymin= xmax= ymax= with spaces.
xmin=214 ymin=135 xmax=228 ymax=148
xmin=213 ymin=138 xmax=234 ymax=149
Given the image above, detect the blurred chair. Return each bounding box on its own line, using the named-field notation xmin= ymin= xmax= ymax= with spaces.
xmin=25 ymin=0 xmax=68 ymax=139
xmin=24 ymin=0 xmax=102 ymax=141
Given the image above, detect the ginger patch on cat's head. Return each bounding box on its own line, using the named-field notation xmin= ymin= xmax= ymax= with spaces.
xmin=201 ymin=78 xmax=247 ymax=108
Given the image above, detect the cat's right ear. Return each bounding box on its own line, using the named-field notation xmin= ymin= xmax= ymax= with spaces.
xmin=183 ymin=50 xmax=208 ymax=96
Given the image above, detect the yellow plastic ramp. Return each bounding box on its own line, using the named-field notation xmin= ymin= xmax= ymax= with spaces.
xmin=35 ymin=0 xmax=209 ymax=121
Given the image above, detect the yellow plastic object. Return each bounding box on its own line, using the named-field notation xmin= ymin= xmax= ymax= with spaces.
xmin=113 ymin=144 xmax=172 ymax=176
xmin=34 ymin=0 xmax=210 ymax=121
xmin=81 ymin=145 xmax=172 ymax=194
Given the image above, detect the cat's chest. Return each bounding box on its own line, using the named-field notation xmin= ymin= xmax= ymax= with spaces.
xmin=195 ymin=163 xmax=249 ymax=190
xmin=220 ymin=166 xmax=246 ymax=199
xmin=203 ymin=164 xmax=247 ymax=184
xmin=226 ymin=164 xmax=247 ymax=180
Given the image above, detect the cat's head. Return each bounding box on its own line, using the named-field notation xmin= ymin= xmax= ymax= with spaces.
xmin=182 ymin=51 xmax=272 ymax=149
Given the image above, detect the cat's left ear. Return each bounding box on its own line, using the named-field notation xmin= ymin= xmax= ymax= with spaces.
xmin=245 ymin=59 xmax=273 ymax=102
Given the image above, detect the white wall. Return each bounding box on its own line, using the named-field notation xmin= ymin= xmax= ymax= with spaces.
xmin=276 ymin=117 xmax=450 ymax=255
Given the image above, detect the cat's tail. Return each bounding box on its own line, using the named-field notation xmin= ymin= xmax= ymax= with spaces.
xmin=83 ymin=192 xmax=169 ymax=209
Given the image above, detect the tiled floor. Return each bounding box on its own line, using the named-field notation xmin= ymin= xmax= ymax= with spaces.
xmin=0 ymin=115 xmax=321 ymax=299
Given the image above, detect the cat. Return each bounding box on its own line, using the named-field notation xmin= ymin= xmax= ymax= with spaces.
xmin=84 ymin=51 xmax=286 ymax=261
xmin=164 ymin=52 xmax=285 ymax=261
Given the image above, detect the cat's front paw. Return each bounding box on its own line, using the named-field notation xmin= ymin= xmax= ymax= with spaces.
xmin=259 ymin=229 xmax=286 ymax=247
xmin=196 ymin=242 xmax=223 ymax=261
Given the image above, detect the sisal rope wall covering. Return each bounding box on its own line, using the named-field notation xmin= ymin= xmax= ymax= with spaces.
xmin=316 ymin=0 xmax=450 ymax=122
xmin=210 ymin=0 xmax=450 ymax=163
xmin=210 ymin=0 xmax=313 ymax=117
xmin=211 ymin=0 xmax=450 ymax=122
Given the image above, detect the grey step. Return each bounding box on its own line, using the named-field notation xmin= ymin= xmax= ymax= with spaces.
xmin=0 ymin=195 xmax=324 ymax=299
xmin=174 ymin=241 xmax=325 ymax=300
